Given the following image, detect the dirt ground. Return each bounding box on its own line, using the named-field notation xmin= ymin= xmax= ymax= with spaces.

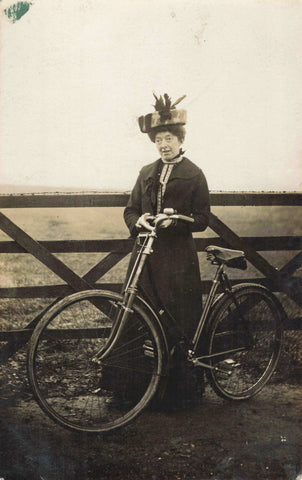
xmin=0 ymin=378 xmax=301 ymax=480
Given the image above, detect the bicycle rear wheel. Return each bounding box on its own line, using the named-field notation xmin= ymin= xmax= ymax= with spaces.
xmin=206 ymin=284 xmax=284 ymax=400
xmin=27 ymin=290 xmax=165 ymax=433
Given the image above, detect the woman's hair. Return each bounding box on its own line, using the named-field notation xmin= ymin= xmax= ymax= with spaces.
xmin=148 ymin=124 xmax=186 ymax=143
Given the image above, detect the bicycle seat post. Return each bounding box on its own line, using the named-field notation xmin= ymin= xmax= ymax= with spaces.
xmin=192 ymin=263 xmax=224 ymax=351
xmin=221 ymin=270 xmax=232 ymax=292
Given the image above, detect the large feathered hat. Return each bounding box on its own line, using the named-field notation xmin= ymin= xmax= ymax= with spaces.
xmin=138 ymin=93 xmax=187 ymax=133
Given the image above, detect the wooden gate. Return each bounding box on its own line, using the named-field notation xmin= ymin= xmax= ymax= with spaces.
xmin=0 ymin=191 xmax=301 ymax=364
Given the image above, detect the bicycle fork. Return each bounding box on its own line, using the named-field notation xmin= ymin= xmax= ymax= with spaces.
xmin=93 ymin=232 xmax=157 ymax=362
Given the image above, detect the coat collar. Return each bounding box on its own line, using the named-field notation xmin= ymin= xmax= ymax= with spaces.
xmin=143 ymin=157 xmax=200 ymax=182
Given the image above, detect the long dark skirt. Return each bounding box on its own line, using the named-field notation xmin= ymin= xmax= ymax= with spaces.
xmin=128 ymin=228 xmax=203 ymax=343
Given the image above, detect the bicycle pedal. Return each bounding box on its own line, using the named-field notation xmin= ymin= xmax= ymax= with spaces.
xmin=143 ymin=339 xmax=155 ymax=358
xmin=223 ymin=358 xmax=241 ymax=368
xmin=215 ymin=359 xmax=241 ymax=375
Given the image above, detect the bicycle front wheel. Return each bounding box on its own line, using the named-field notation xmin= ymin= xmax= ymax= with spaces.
xmin=206 ymin=284 xmax=284 ymax=400
xmin=27 ymin=290 xmax=165 ymax=433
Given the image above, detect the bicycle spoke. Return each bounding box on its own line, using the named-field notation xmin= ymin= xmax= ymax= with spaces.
xmin=28 ymin=291 xmax=164 ymax=433
xmin=206 ymin=285 xmax=283 ymax=400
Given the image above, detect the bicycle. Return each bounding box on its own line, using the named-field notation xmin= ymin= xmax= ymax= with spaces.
xmin=27 ymin=209 xmax=285 ymax=433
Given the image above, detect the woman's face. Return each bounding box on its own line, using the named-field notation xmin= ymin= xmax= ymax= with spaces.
xmin=154 ymin=130 xmax=182 ymax=162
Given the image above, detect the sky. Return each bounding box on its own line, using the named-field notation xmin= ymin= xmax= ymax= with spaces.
xmin=1 ymin=0 xmax=302 ymax=192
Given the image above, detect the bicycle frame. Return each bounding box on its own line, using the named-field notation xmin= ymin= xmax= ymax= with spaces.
xmin=97 ymin=215 xmax=251 ymax=370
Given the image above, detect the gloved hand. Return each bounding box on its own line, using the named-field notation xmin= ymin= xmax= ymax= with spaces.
xmin=135 ymin=213 xmax=155 ymax=231
xmin=154 ymin=213 xmax=177 ymax=229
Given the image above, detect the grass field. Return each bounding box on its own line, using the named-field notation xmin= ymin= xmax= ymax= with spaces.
xmin=0 ymin=205 xmax=301 ymax=391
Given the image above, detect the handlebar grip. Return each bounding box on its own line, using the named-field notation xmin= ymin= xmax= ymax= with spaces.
xmin=175 ymin=214 xmax=194 ymax=223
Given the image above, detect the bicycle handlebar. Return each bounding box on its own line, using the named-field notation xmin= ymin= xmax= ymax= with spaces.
xmin=142 ymin=210 xmax=194 ymax=231
xmin=158 ymin=208 xmax=194 ymax=226
xmin=173 ymin=214 xmax=194 ymax=223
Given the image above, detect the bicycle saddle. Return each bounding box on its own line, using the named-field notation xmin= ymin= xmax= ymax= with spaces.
xmin=205 ymin=245 xmax=247 ymax=270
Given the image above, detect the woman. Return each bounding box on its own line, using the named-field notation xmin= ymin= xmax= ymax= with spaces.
xmin=124 ymin=93 xmax=210 ymax=342
xmin=123 ymin=94 xmax=210 ymax=408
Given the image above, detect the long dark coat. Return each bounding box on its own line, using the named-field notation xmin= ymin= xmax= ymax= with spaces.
xmin=124 ymin=157 xmax=210 ymax=343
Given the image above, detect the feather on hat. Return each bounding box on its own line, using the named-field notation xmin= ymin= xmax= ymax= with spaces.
xmin=138 ymin=93 xmax=187 ymax=133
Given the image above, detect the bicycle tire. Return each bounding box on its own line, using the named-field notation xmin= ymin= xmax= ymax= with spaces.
xmin=27 ymin=289 xmax=165 ymax=433
xmin=205 ymin=284 xmax=284 ymax=400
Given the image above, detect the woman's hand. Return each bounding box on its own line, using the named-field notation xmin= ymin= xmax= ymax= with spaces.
xmin=135 ymin=213 xmax=155 ymax=231
xmin=154 ymin=213 xmax=177 ymax=229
